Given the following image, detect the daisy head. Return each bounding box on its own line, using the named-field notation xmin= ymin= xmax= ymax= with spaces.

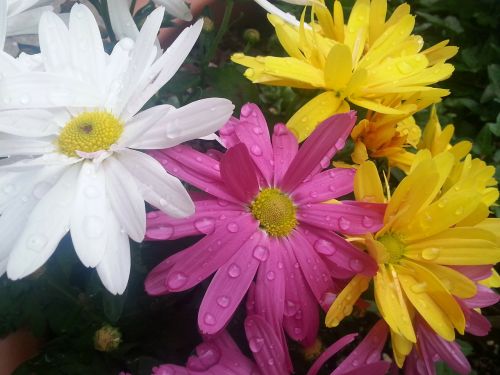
xmin=0 ymin=4 xmax=234 ymax=294
xmin=145 ymin=104 xmax=384 ymax=346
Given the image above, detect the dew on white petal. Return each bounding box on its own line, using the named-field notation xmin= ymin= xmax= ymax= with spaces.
xmin=32 ymin=182 xmax=52 ymax=199
xmin=27 ymin=234 xmax=48 ymax=252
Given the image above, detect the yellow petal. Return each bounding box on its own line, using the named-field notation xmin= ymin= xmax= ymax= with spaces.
xmin=367 ymin=54 xmax=429 ymax=88
xmin=324 ymin=44 xmax=353 ymax=90
xmin=479 ymin=268 xmax=500 ymax=288
xmin=333 ymin=0 xmax=345 ymax=42
xmin=344 ymin=0 xmax=370 ymax=59
xmin=313 ymin=3 xmax=335 ymax=39
xmin=399 ymin=260 xmax=465 ymax=335
xmin=374 ymin=265 xmax=416 ymax=342
xmin=349 ymin=97 xmax=406 ymax=115
xmin=287 ymin=91 xmax=343 ymax=142
xmin=415 ymin=261 xmax=476 ymax=298
xmin=354 ymin=160 xmax=385 ymax=203
xmin=391 ymin=329 xmax=413 ymax=368
xmin=368 ymin=0 xmax=388 ymax=45
xmin=262 ymin=56 xmax=325 ymax=87
xmin=325 ymin=274 xmax=370 ymax=327
xmin=405 ymin=227 xmax=500 ymax=265
xmin=385 ymin=3 xmax=411 ymax=28
xmin=351 ymin=140 xmax=369 ymax=165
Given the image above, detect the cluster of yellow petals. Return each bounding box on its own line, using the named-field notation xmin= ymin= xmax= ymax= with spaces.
xmin=326 ymin=149 xmax=500 ymax=367
xmin=232 ymin=0 xmax=457 ymax=142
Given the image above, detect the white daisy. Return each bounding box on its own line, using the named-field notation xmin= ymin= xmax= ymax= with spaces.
xmin=0 ymin=4 xmax=234 ymax=294
xmin=108 ymin=0 xmax=192 ymax=41
xmin=0 ymin=0 xmax=54 ymax=51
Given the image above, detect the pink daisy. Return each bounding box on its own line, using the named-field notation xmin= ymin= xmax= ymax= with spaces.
xmin=145 ymin=104 xmax=384 ymax=341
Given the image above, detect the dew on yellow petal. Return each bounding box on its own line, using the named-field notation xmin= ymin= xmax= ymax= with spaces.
xmin=354 ymin=161 xmax=385 ymax=203
xmin=417 ymin=261 xmax=476 ymax=299
xmin=325 ymin=274 xmax=370 ymax=327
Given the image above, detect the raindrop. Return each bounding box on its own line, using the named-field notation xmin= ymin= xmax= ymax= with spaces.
xmin=335 ymin=138 xmax=346 ymax=150
xmin=216 ymin=296 xmax=231 ymax=308
xmin=411 ymin=282 xmax=427 ymax=294
xmin=361 ymin=215 xmax=373 ymax=228
xmin=146 ymin=225 xmax=174 ymax=240
xmin=194 ymin=217 xmax=216 ymax=235
xmin=250 ymin=145 xmax=263 ymax=156
xmin=293 ymin=327 xmax=302 ymax=336
xmin=167 ymin=272 xmax=188 ymax=290
xmin=349 ymin=259 xmax=364 ymax=272
xmin=267 ymin=358 xmax=275 ymax=366
xmin=252 ymin=127 xmax=263 ymax=135
xmin=338 ymin=217 xmax=351 ymax=231
xmin=309 ymin=191 xmax=318 ymax=198
xmin=20 ymin=95 xmax=30 ymax=105
xmin=227 ymin=222 xmax=239 ymax=233
xmin=27 ymin=234 xmax=48 ymax=252
xmin=266 ymin=271 xmax=276 ymax=281
xmin=249 ymin=337 xmax=264 ymax=353
xmin=227 ymin=263 xmax=241 ymax=278
xmin=284 ymin=300 xmax=299 ymax=316
xmin=241 ymin=105 xmax=253 ymax=117
xmin=203 ymin=313 xmax=216 ymax=326
xmin=421 ymin=247 xmax=440 ymax=261
xmin=252 ymin=245 xmax=269 ymax=261
xmin=454 ymin=207 xmax=464 ymax=216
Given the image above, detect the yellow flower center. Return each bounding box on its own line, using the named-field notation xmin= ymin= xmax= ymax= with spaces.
xmin=378 ymin=233 xmax=406 ymax=264
xmin=250 ymin=188 xmax=297 ymax=237
xmin=58 ymin=111 xmax=123 ymax=157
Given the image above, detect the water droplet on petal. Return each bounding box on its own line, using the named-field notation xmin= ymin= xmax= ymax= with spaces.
xmin=361 ymin=215 xmax=373 ymax=228
xmin=421 ymin=247 xmax=440 ymax=260
xmin=203 ymin=313 xmax=216 ymax=326
xmin=314 ymin=239 xmax=337 ymax=255
xmin=309 ymin=191 xmax=318 ymax=198
xmin=338 ymin=217 xmax=351 ymax=231
xmin=216 ymin=296 xmax=231 ymax=308
xmin=227 ymin=222 xmax=239 ymax=233
xmin=241 ymin=105 xmax=253 ymax=117
xmin=227 ymin=263 xmax=241 ymax=278
xmin=411 ymin=282 xmax=427 ymax=294
xmin=248 ymin=337 xmax=264 ymax=353
xmin=250 ymin=145 xmax=263 ymax=156
xmin=146 ymin=225 xmax=174 ymax=240
xmin=454 ymin=207 xmax=464 ymax=216
xmin=252 ymin=127 xmax=263 ymax=135
xmin=167 ymin=272 xmax=188 ymax=290
xmin=27 ymin=234 xmax=48 ymax=251
xmin=335 ymin=138 xmax=346 ymax=150
xmin=349 ymin=259 xmax=364 ymax=272
xmin=266 ymin=271 xmax=276 ymax=281
xmin=194 ymin=217 xmax=216 ymax=235
xmin=267 ymin=358 xmax=275 ymax=366
xmin=252 ymin=245 xmax=269 ymax=261
xmin=32 ymin=182 xmax=52 ymax=199
xmin=284 ymin=300 xmax=299 ymax=316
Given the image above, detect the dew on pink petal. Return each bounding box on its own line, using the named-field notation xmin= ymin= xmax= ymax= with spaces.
xmin=227 ymin=222 xmax=239 ymax=233
xmin=194 ymin=217 xmax=216 ymax=235
xmin=203 ymin=313 xmax=216 ymax=326
xmin=361 ymin=215 xmax=374 ymax=228
xmin=227 ymin=263 xmax=241 ymax=278
xmin=249 ymin=337 xmax=264 ymax=353
xmin=349 ymin=259 xmax=364 ymax=272
xmin=266 ymin=271 xmax=276 ymax=281
xmin=166 ymin=272 xmax=188 ymax=290
xmin=252 ymin=245 xmax=269 ymax=261
xmin=216 ymin=296 xmax=231 ymax=308
xmin=146 ymin=225 xmax=174 ymax=240
xmin=284 ymin=300 xmax=299 ymax=316
xmin=250 ymin=144 xmax=263 ymax=156
xmin=338 ymin=216 xmax=351 ymax=231
xmin=241 ymin=105 xmax=253 ymax=117
xmin=253 ymin=127 xmax=263 ymax=135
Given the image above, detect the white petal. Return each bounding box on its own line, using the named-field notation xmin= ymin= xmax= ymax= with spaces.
xmin=133 ymin=98 xmax=234 ymax=149
xmin=6 ymin=6 xmax=52 ymax=36
xmin=154 ymin=0 xmax=193 ymax=21
xmin=115 ymin=7 xmax=165 ymax=117
xmin=122 ymin=18 xmax=203 ymax=117
xmin=96 ymin=210 xmax=130 ymax=295
xmin=70 ymin=161 xmax=108 ymax=268
xmin=38 ymin=10 xmax=72 ymax=73
xmin=108 ymin=0 xmax=139 ymax=40
xmin=103 ymin=157 xmax=145 ymax=242
xmin=7 ymin=165 xmax=79 ymax=280
xmin=0 ymin=133 xmax=55 ymax=156
xmin=0 ymin=72 xmax=101 ymax=109
xmin=116 ymin=149 xmax=194 ymax=218
xmin=0 ymin=153 xmax=78 ymax=172
xmin=68 ymin=4 xmax=106 ymax=91
xmin=253 ymin=0 xmax=310 ymax=28
xmin=0 ymin=258 xmax=6 ymax=276
xmin=0 ymin=1 xmax=6 ymax=50
xmin=0 ymin=51 xmax=26 ymax=76
xmin=0 ymin=109 xmax=60 ymax=136
xmin=117 ymin=104 xmax=174 ymax=148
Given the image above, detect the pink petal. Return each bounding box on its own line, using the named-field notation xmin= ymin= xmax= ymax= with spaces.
xmin=150 ymin=149 xmax=238 ymax=203
xmin=220 ymin=143 xmax=260 ymax=204
xmin=291 ymin=229 xmax=335 ymax=302
xmin=300 ymin=225 xmax=378 ymax=277
xmin=272 ymin=124 xmax=298 ymax=186
xmin=219 ymin=117 xmax=241 ymax=148
xmin=198 ymin=230 xmax=263 ymax=334
xmin=417 ymin=319 xmax=471 ymax=375
xmin=152 ymin=365 xmax=189 ymax=374
xmin=449 ymin=265 xmax=493 ymax=281
xmin=161 ymin=145 xmax=222 ymax=181
xmin=465 ymin=309 xmax=491 ymax=336
xmin=146 ymin=200 xmax=243 ymax=240
xmin=233 ymin=104 xmax=274 ymax=184
xmin=333 ymin=320 xmax=389 ymax=375
xmin=291 ymin=168 xmax=356 ymax=205
xmin=245 ymin=315 xmax=289 ymax=375
xmin=462 ymin=284 xmax=500 ymax=308
xmin=298 ymin=202 xmax=384 ymax=235
xmin=340 ymin=362 xmax=391 ymax=375
xmin=281 ymin=239 xmax=319 ymax=345
xmin=280 ymin=112 xmax=356 ymax=193
xmin=306 ymin=333 xmax=358 ymax=375
xmin=145 ymin=214 xmax=258 ymax=295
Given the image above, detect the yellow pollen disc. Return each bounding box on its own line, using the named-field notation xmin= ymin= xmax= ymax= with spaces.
xmin=378 ymin=233 xmax=406 ymax=264
xmin=58 ymin=111 xmax=123 ymax=157
xmin=250 ymin=188 xmax=297 ymax=237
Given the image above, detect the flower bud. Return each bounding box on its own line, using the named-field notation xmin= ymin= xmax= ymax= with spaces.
xmin=243 ymin=29 xmax=260 ymax=44
xmin=94 ymin=325 xmax=121 ymax=352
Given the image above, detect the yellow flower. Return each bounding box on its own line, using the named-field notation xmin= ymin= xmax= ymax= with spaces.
xmin=325 ymin=152 xmax=500 ymax=367
xmin=232 ymin=0 xmax=457 ymax=141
